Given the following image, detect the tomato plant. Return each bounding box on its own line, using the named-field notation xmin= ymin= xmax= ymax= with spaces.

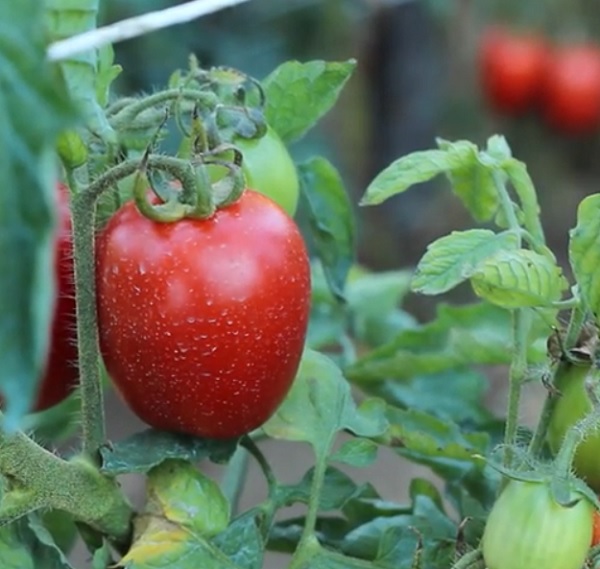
xmin=96 ymin=189 xmax=310 ymax=439
xmin=481 ymin=480 xmax=593 ymax=569
xmin=547 ymin=364 xmax=600 ymax=491
xmin=542 ymin=44 xmax=600 ymax=134
xmin=10 ymin=2 xmax=600 ymax=569
xmin=234 ymin=125 xmax=300 ymax=217
xmin=479 ymin=26 xmax=548 ymax=114
xmin=33 ymin=183 xmax=78 ymax=411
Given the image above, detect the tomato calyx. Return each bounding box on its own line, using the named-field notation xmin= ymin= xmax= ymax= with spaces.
xmin=128 ymin=141 xmax=246 ymax=224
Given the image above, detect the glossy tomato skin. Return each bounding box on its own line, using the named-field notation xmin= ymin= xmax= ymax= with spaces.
xmin=479 ymin=26 xmax=548 ymax=114
xmin=234 ymin=126 xmax=299 ymax=217
xmin=34 ymin=183 xmax=79 ymax=411
xmin=547 ymin=364 xmax=600 ymax=490
xmin=96 ymin=190 xmax=311 ymax=439
xmin=482 ymin=480 xmax=593 ymax=569
xmin=542 ymin=45 xmax=600 ymax=134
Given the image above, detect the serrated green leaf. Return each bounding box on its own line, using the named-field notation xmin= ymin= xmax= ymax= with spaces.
xmin=0 ymin=0 xmax=75 ymax=424
xmin=212 ymin=512 xmax=264 ymax=569
xmin=362 ymin=142 xmax=475 ymax=206
xmin=0 ymin=516 xmax=72 ymax=569
xmin=569 ymin=194 xmax=600 ymax=321
xmin=147 ymin=460 xmax=229 ymax=537
xmin=362 ymin=150 xmax=455 ymax=206
xmin=412 ymin=229 xmax=519 ymax=295
xmin=346 ymin=302 xmax=550 ymax=382
xmin=299 ymin=157 xmax=355 ymax=300
xmin=329 ymin=438 xmax=379 ymax=468
xmin=96 ymin=44 xmax=122 ymax=108
xmin=435 ymin=140 xmax=499 ymax=222
xmin=45 ymin=0 xmax=116 ymax=143
xmin=276 ymin=466 xmax=374 ymax=512
xmin=342 ymin=494 xmax=455 ymax=567
xmin=263 ymin=59 xmax=356 ymax=143
xmin=91 ymin=542 xmax=112 ymax=569
xmin=470 ymin=249 xmax=567 ymax=308
xmin=486 ymin=134 xmax=512 ymax=161
xmin=120 ymin=516 xmax=237 ymax=569
xmin=368 ymin=369 xmax=493 ymax=426
xmin=263 ymin=350 xmax=387 ymax=455
xmin=100 ymin=429 xmax=239 ymax=475
xmin=502 ymin=158 xmax=544 ymax=243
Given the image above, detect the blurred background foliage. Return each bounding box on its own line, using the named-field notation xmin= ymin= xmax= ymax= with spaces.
xmin=102 ymin=0 xmax=600 ymax=318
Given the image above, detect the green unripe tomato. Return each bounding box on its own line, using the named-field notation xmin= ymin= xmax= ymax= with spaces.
xmin=481 ymin=480 xmax=593 ymax=569
xmin=234 ymin=126 xmax=299 ymax=217
xmin=547 ymin=364 xmax=600 ymax=490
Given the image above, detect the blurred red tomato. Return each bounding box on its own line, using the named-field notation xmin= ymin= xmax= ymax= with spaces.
xmin=542 ymin=44 xmax=600 ymax=134
xmin=479 ymin=26 xmax=549 ymax=114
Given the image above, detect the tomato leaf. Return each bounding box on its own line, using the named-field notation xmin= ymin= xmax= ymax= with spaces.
xmin=360 ymin=142 xmax=474 ymax=206
xmin=276 ymin=467 xmax=374 ymax=512
xmin=100 ymin=429 xmax=239 ymax=475
xmin=569 ymin=194 xmax=600 ymax=321
xmin=45 ymin=0 xmax=116 ymax=143
xmin=412 ymin=229 xmax=519 ymax=295
xmin=0 ymin=516 xmax=73 ymax=569
xmin=119 ymin=517 xmax=237 ymax=569
xmin=299 ymin=157 xmax=356 ymax=300
xmin=263 ymin=59 xmax=356 ymax=144
xmin=366 ymin=369 xmax=493 ymax=426
xmin=346 ymin=302 xmax=550 ymax=383
xmin=0 ymin=0 xmax=75 ymax=425
xmin=329 ymin=439 xmax=379 ymax=468
xmin=470 ymin=249 xmax=567 ymax=308
xmin=437 ymin=139 xmax=499 ymax=222
xmin=212 ymin=512 xmax=264 ymax=569
xmin=146 ymin=460 xmax=229 ymax=537
xmin=263 ymin=350 xmax=388 ymax=455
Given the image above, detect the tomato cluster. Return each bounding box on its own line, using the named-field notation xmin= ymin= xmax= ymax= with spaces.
xmin=32 ymin=124 xmax=309 ymax=441
xmin=479 ymin=26 xmax=600 ymax=134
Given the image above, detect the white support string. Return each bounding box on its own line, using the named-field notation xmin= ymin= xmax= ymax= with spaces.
xmin=47 ymin=0 xmax=252 ymax=62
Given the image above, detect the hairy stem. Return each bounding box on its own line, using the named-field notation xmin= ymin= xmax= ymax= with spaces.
xmin=503 ymin=309 xmax=530 ymax=468
xmin=71 ymin=190 xmax=105 ymax=458
xmin=0 ymin=428 xmax=132 ymax=545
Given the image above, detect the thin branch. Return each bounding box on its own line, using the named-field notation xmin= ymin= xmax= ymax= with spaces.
xmin=47 ymin=0 xmax=252 ymax=62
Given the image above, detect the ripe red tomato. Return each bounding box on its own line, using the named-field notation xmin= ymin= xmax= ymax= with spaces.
xmin=542 ymin=44 xmax=600 ymax=134
xmin=34 ymin=183 xmax=79 ymax=411
xmin=481 ymin=479 xmax=593 ymax=569
xmin=96 ymin=189 xmax=311 ymax=439
xmin=479 ymin=26 xmax=548 ymax=114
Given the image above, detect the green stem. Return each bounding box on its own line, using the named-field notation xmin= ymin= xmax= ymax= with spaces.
xmin=110 ymin=89 xmax=217 ymax=129
xmin=221 ymin=446 xmax=250 ymax=515
xmin=528 ymin=302 xmax=587 ymax=456
xmin=503 ymin=310 xmax=530 ymax=468
xmin=71 ymin=190 xmax=105 ymax=459
xmin=289 ymin=445 xmax=331 ymax=569
xmin=241 ymin=436 xmax=277 ymax=492
xmin=451 ymin=550 xmax=484 ymax=569
xmin=0 ymin=429 xmax=132 ymax=545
